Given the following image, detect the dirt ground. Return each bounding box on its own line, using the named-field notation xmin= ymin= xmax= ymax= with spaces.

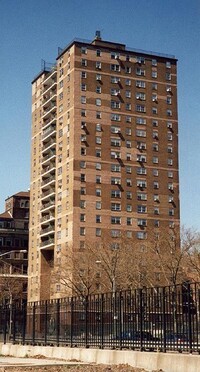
xmin=0 ymin=366 xmax=162 ymax=372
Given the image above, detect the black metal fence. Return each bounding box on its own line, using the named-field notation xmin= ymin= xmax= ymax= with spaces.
xmin=0 ymin=282 xmax=200 ymax=353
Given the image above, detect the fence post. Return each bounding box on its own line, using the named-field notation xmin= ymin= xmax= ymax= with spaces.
xmin=56 ymin=299 xmax=60 ymax=346
xmin=32 ymin=302 xmax=36 ymax=345
xmin=100 ymin=293 xmax=104 ymax=349
xmin=85 ymin=295 xmax=88 ymax=348
xmin=119 ymin=292 xmax=123 ymax=350
xmin=139 ymin=288 xmax=143 ymax=351
xmin=162 ymin=287 xmax=166 ymax=353
xmin=3 ymin=305 xmax=7 ymax=344
xmin=186 ymin=283 xmax=192 ymax=353
xmin=70 ymin=298 xmax=74 ymax=347
xmin=22 ymin=302 xmax=26 ymax=345
xmin=44 ymin=300 xmax=48 ymax=346
xmin=12 ymin=303 xmax=16 ymax=344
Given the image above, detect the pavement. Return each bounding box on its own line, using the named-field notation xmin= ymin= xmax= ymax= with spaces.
xmin=0 ymin=356 xmax=88 ymax=367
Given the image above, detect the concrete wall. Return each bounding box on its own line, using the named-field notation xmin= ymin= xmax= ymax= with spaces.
xmin=0 ymin=344 xmax=199 ymax=372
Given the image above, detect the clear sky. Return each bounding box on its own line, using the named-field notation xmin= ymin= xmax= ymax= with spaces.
xmin=0 ymin=0 xmax=199 ymax=230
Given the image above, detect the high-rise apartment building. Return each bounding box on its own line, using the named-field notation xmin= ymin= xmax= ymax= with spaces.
xmin=29 ymin=33 xmax=179 ymax=302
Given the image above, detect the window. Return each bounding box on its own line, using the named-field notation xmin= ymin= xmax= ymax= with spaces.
xmin=111 ymin=125 xmax=120 ymax=134
xmin=166 ymin=72 xmax=171 ymax=81
xmin=81 ymin=147 xmax=86 ymax=155
xmin=126 ymin=178 xmax=132 ymax=186
xmin=81 ymin=109 xmax=86 ymax=117
xmin=152 ymin=83 xmax=158 ymax=90
xmin=125 ymin=79 xmax=131 ymax=86
xmin=154 ymin=181 xmax=159 ymax=189
xmin=167 ymin=96 xmax=172 ymax=104
xmin=81 ymin=96 xmax=86 ymax=104
xmin=111 ymin=164 xmax=121 ymax=172
xmin=153 ymin=144 xmax=159 ymax=152
xmin=153 ymin=131 xmax=158 ymax=139
xmin=137 ymin=154 xmax=146 ymax=163
xmin=138 ymin=219 xmax=147 ymax=226
xmin=111 ymin=216 xmax=121 ymax=224
xmin=96 ymin=149 xmax=101 ymax=157
xmin=167 ymin=122 xmax=173 ymax=130
xmin=167 ymin=109 xmax=172 ymax=117
xmin=136 ymin=80 xmax=146 ymax=88
xmin=96 ymin=215 xmax=101 ymax=223
xmin=96 ymin=201 xmax=102 ymax=210
xmin=81 ymin=59 xmax=87 ymax=67
xmin=111 ymin=203 xmax=121 ymax=211
xmin=154 ymin=194 xmax=159 ymax=202
xmin=137 ymin=193 xmax=147 ymax=201
xmin=96 ymin=74 xmax=101 ymax=81
xmin=152 ymin=59 xmax=157 ymax=66
xmin=152 ymin=120 xmax=158 ymax=127
xmin=80 ymin=173 xmax=86 ymax=182
xmin=126 ymin=116 xmax=131 ymax=123
xmin=152 ymin=70 xmax=157 ymax=78
xmin=96 ymin=49 xmax=101 ymax=57
xmin=153 ymin=169 xmax=159 ymax=176
xmin=136 ymin=117 xmax=146 ymax=125
xmin=127 ymin=204 xmax=132 ymax=212
xmin=127 ymin=217 xmax=132 ymax=226
xmin=96 ymin=175 xmax=101 ymax=184
xmin=136 ymin=129 xmax=146 ymax=137
xmin=111 ymin=52 xmax=120 ymax=59
xmin=111 ymin=151 xmax=121 ymax=159
xmin=152 ymin=94 xmax=157 ymax=102
xmin=81 ymin=84 xmax=86 ymax=91
xmin=168 ymin=132 xmax=173 ymax=141
xmin=169 ymin=195 xmax=174 ymax=203
xmin=137 ymin=180 xmax=147 ymax=188
xmin=80 ymin=200 xmax=86 ymax=209
xmin=126 ymin=128 xmax=131 ymax=136
xmin=126 ymin=191 xmax=132 ymax=199
xmin=137 ymin=205 xmax=147 ymax=213
xmin=111 ymin=138 xmax=121 ymax=147
xmin=111 ymin=88 xmax=120 ymax=96
xmin=111 ymin=177 xmax=121 ymax=185
xmin=152 ymin=107 xmax=157 ymax=114
xmin=137 ymin=167 xmax=146 ymax=175
xmin=169 ymin=209 xmax=174 ymax=216
xmin=126 ymin=103 xmax=131 ymax=110
xmin=168 ymin=159 xmax=173 ymax=166
xmin=126 ymin=153 xmax=131 ymax=161
xmin=111 ymin=113 xmax=121 ymax=121
xmin=111 ymin=101 xmax=120 ymax=109
xmin=96 ymin=111 xmax=101 ymax=119
xmin=126 ymin=90 xmax=131 ymax=98
xmin=81 ymin=71 xmax=87 ymax=78
xmin=126 ymin=166 xmax=131 ymax=173
xmin=111 ymin=190 xmax=121 ymax=198
xmin=96 ymin=188 xmax=101 ymax=196
xmin=168 ymin=146 xmax=173 ymax=153
xmin=96 ymin=228 xmax=101 ymax=237
xmin=111 ymin=230 xmax=121 ymax=238
xmin=111 ymin=76 xmax=120 ymax=83
xmin=136 ymin=105 xmax=146 ymax=112
xmin=136 ymin=56 xmax=145 ymax=64
xmin=168 ymin=171 xmax=173 ymax=178
xmin=81 ymin=47 xmax=87 ymax=54
xmin=96 ymin=123 xmax=101 ymax=132
xmin=136 ymin=68 xmax=145 ymax=76
xmin=125 ymin=66 xmax=131 ymax=74
xmin=154 ymin=207 xmax=159 ymax=215
xmin=80 ymin=161 xmax=86 ymax=169
xmin=166 ymin=61 xmax=171 ymax=68
xmin=111 ymin=64 xmax=120 ymax=72
xmin=81 ymin=187 xmax=86 ymax=195
xmin=80 ymin=214 xmax=85 ymax=222
xmin=136 ymin=92 xmax=146 ymax=100
xmin=96 ymin=98 xmax=101 ymax=106
xmin=96 ymin=162 xmax=101 ymax=170
xmin=96 ymin=61 xmax=101 ymax=69
xmin=96 ymin=86 xmax=101 ymax=94
xmin=80 ymin=227 xmax=85 ymax=236
xmin=96 ymin=136 xmax=102 ymax=144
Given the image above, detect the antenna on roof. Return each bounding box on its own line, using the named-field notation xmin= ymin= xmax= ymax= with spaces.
xmin=95 ymin=30 xmax=102 ymax=40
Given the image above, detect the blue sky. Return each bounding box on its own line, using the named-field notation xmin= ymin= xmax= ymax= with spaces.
xmin=0 ymin=0 xmax=199 ymax=229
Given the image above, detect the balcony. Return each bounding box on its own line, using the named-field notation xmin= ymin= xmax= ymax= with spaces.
xmin=43 ymin=114 xmax=56 ymax=129
xmin=42 ymin=103 xmax=56 ymax=120
xmin=41 ymin=150 xmax=56 ymax=165
xmin=41 ymin=199 xmax=55 ymax=212
xmin=40 ymin=238 xmax=54 ymax=250
xmin=40 ymin=224 xmax=55 ymax=237
xmin=40 ymin=214 xmax=55 ymax=224
xmin=42 ymin=164 xmax=56 ymax=176
xmin=42 ymin=90 xmax=57 ymax=107
xmin=41 ymin=175 xmax=55 ymax=187
xmin=41 ymin=187 xmax=55 ymax=200
xmin=42 ymin=125 xmax=56 ymax=141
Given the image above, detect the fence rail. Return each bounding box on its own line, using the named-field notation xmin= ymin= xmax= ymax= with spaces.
xmin=0 ymin=282 xmax=200 ymax=353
